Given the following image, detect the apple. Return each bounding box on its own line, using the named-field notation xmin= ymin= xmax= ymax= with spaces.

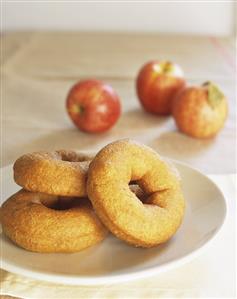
xmin=172 ymin=81 xmax=228 ymax=138
xmin=66 ymin=80 xmax=121 ymax=133
xmin=136 ymin=60 xmax=186 ymax=115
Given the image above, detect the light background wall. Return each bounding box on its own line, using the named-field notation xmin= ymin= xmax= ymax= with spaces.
xmin=2 ymin=1 xmax=236 ymax=36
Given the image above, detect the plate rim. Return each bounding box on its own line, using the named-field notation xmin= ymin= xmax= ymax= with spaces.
xmin=0 ymin=160 xmax=227 ymax=285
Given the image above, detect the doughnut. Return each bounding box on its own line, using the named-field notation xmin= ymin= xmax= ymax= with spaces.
xmin=14 ymin=150 xmax=93 ymax=197
xmin=0 ymin=189 xmax=108 ymax=253
xmin=87 ymin=139 xmax=185 ymax=248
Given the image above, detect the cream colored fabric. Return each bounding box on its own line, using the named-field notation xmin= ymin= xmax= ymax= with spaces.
xmin=0 ymin=175 xmax=236 ymax=299
xmin=1 ymin=33 xmax=236 ymax=174
xmin=0 ymin=32 xmax=236 ymax=298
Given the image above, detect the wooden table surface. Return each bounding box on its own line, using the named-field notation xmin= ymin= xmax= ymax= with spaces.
xmin=1 ymin=32 xmax=236 ymax=174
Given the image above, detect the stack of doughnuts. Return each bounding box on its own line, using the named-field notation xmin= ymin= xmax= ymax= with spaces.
xmin=0 ymin=140 xmax=185 ymax=253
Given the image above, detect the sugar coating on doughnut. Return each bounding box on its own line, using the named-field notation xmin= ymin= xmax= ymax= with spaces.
xmin=13 ymin=150 xmax=93 ymax=197
xmin=87 ymin=139 xmax=185 ymax=248
xmin=0 ymin=189 xmax=108 ymax=253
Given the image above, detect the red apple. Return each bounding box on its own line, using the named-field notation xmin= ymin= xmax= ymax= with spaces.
xmin=136 ymin=61 xmax=186 ymax=115
xmin=66 ymin=80 xmax=121 ymax=133
xmin=172 ymin=81 xmax=228 ymax=138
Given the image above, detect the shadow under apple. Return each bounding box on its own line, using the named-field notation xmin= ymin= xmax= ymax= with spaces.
xmin=149 ymin=131 xmax=215 ymax=159
xmin=114 ymin=108 xmax=168 ymax=134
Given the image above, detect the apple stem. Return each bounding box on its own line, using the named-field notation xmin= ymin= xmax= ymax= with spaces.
xmin=71 ymin=104 xmax=85 ymax=114
xmin=78 ymin=105 xmax=85 ymax=114
xmin=163 ymin=62 xmax=173 ymax=74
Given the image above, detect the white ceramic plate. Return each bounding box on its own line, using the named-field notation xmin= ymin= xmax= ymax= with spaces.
xmin=0 ymin=161 xmax=226 ymax=285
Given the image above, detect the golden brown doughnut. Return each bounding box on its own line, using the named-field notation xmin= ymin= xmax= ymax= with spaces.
xmin=0 ymin=189 xmax=108 ymax=253
xmin=87 ymin=139 xmax=185 ymax=248
xmin=13 ymin=150 xmax=93 ymax=197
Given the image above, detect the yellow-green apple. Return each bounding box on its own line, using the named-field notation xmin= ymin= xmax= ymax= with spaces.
xmin=172 ymin=81 xmax=228 ymax=138
xmin=66 ymin=80 xmax=121 ymax=133
xmin=136 ymin=60 xmax=186 ymax=115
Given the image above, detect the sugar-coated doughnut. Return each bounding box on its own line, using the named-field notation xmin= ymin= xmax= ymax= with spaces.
xmin=87 ymin=139 xmax=185 ymax=248
xmin=14 ymin=150 xmax=93 ymax=197
xmin=0 ymin=189 xmax=108 ymax=253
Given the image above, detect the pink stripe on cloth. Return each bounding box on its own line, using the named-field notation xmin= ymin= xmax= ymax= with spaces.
xmin=208 ymin=36 xmax=236 ymax=72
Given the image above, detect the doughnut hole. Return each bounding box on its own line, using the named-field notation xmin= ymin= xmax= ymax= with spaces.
xmin=37 ymin=194 xmax=90 ymax=211
xmin=56 ymin=150 xmax=93 ymax=163
xmin=129 ymin=184 xmax=147 ymax=203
